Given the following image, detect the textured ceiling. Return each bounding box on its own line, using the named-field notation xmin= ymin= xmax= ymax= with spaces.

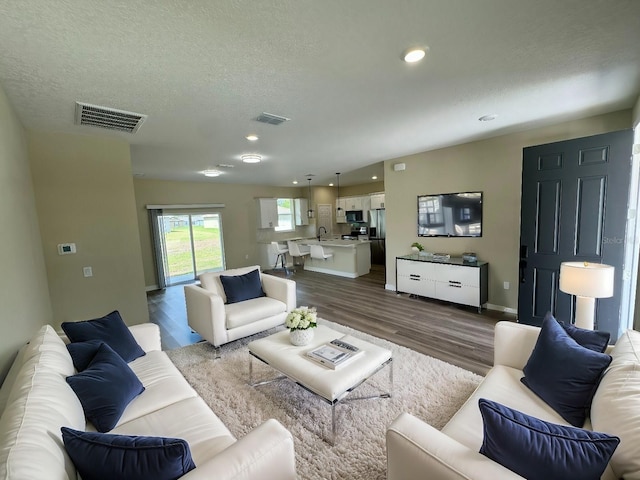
xmin=1 ymin=0 xmax=639 ymax=186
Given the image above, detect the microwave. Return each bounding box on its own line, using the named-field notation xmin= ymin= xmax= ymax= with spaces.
xmin=346 ymin=210 xmax=364 ymax=222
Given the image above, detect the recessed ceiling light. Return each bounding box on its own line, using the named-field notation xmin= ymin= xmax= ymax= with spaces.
xmin=292 ymin=180 xmax=298 ymax=184
xmin=241 ymin=154 xmax=262 ymax=163
xmin=479 ymin=114 xmax=498 ymax=122
xmin=246 ymin=134 xmax=259 ymax=141
xmin=372 ymin=176 xmax=378 ymax=180
xmin=403 ymin=47 xmax=427 ymax=63
xmin=202 ymin=169 xmax=221 ymax=177
xmin=329 ymin=183 xmax=334 ymax=187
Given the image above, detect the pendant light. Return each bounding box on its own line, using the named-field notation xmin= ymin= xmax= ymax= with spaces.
xmin=307 ymin=177 xmax=315 ymax=219
xmin=335 ymin=172 xmax=342 ymax=216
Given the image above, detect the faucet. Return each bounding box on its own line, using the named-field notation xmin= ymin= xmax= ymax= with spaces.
xmin=317 ymin=226 xmax=327 ymax=241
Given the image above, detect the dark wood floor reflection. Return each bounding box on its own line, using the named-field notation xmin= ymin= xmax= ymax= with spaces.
xmin=147 ymin=265 xmax=517 ymax=375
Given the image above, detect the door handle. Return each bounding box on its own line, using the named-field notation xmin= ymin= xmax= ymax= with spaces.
xmin=519 ymin=245 xmax=528 ymax=283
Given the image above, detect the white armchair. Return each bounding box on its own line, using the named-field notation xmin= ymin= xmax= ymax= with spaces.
xmin=185 ymin=266 xmax=296 ymax=348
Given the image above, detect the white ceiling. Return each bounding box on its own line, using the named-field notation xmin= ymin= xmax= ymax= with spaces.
xmin=1 ymin=0 xmax=639 ymax=186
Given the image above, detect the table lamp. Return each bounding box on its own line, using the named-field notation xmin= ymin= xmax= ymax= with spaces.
xmin=559 ymin=262 xmax=615 ymax=330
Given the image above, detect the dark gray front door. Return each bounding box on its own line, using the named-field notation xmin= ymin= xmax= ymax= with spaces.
xmin=518 ymin=129 xmax=632 ymax=337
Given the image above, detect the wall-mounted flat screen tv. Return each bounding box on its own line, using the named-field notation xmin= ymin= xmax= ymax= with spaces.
xmin=417 ymin=191 xmax=483 ymax=237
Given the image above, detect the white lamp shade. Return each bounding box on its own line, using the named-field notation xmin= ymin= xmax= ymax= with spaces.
xmin=559 ymin=262 xmax=614 ymax=299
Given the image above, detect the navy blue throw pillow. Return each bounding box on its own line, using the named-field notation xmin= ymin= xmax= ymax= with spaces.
xmin=67 ymin=340 xmax=105 ymax=371
xmin=62 ymin=310 xmax=145 ymax=363
xmin=61 ymin=427 xmax=196 ymax=480
xmin=521 ymin=315 xmax=612 ymax=426
xmin=219 ymin=269 xmax=265 ymax=304
xmin=66 ymin=343 xmax=145 ymax=432
xmin=479 ymin=399 xmax=619 ymax=480
xmin=544 ymin=312 xmax=611 ymax=353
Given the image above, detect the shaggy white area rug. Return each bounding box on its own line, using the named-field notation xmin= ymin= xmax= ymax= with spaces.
xmin=167 ymin=320 xmax=483 ymax=480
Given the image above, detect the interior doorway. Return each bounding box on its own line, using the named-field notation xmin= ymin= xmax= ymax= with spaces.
xmin=317 ymin=204 xmax=333 ymax=235
xmin=157 ymin=212 xmax=225 ymax=285
xmin=518 ymin=129 xmax=635 ymax=338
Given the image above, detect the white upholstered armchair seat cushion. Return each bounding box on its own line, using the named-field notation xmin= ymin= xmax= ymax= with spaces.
xmin=225 ymin=297 xmax=287 ymax=329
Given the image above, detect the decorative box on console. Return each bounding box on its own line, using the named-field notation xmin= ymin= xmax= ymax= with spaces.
xmin=462 ymin=252 xmax=477 ymax=263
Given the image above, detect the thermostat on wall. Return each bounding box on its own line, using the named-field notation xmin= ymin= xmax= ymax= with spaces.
xmin=57 ymin=243 xmax=76 ymax=255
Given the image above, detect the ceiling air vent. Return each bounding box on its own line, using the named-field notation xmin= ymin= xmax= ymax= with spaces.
xmin=75 ymin=102 xmax=147 ymax=133
xmin=255 ymin=112 xmax=290 ymax=125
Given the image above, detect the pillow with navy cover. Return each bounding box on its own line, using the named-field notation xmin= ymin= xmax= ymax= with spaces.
xmin=219 ymin=269 xmax=265 ymax=304
xmin=521 ymin=315 xmax=612 ymax=426
xmin=61 ymin=427 xmax=196 ymax=480
xmin=478 ymin=398 xmax=619 ymax=480
xmin=61 ymin=310 xmax=145 ymax=363
xmin=67 ymin=340 xmax=105 ymax=371
xmin=66 ymin=343 xmax=145 ymax=432
xmin=545 ymin=312 xmax=610 ymax=353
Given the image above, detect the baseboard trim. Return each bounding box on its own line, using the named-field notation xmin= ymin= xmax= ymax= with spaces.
xmin=145 ymin=285 xmax=159 ymax=292
xmin=486 ymin=303 xmax=518 ymax=315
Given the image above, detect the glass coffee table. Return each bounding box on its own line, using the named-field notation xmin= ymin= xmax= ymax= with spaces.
xmin=248 ymin=324 xmax=393 ymax=444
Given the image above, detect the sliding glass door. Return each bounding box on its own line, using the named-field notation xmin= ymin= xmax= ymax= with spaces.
xmin=158 ymin=212 xmax=225 ymax=285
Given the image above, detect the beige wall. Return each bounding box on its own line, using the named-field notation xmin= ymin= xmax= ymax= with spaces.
xmin=29 ymin=132 xmax=149 ymax=327
xmin=340 ymin=181 xmax=384 ymax=197
xmin=134 ymin=179 xmax=315 ymax=287
xmin=0 ymin=87 xmax=53 ymax=381
xmin=385 ymin=110 xmax=633 ymax=311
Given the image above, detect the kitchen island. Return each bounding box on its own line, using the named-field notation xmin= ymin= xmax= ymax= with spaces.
xmin=300 ymin=239 xmax=371 ymax=278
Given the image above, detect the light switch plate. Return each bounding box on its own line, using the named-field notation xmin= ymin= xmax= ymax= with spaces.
xmin=83 ymin=266 xmax=93 ymax=277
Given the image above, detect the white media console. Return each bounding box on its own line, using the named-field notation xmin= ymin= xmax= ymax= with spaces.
xmin=396 ymin=254 xmax=489 ymax=312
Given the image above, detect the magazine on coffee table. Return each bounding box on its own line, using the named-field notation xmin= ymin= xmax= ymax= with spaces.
xmin=306 ymin=336 xmax=363 ymax=369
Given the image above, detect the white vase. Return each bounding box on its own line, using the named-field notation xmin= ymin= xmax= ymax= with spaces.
xmin=290 ymin=328 xmax=314 ymax=346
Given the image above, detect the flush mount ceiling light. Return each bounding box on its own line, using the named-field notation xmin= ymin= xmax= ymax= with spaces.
xmin=403 ymin=47 xmax=427 ymax=63
xmin=241 ymin=154 xmax=262 ymax=163
xmin=292 ymin=180 xmax=298 ymax=184
xmin=479 ymin=114 xmax=498 ymax=122
xmin=329 ymin=183 xmax=334 ymax=187
xmin=246 ymin=134 xmax=259 ymax=141
xmin=202 ymin=169 xmax=221 ymax=177
xmin=372 ymin=176 xmax=378 ymax=180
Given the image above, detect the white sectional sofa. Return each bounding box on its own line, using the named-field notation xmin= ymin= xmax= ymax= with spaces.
xmin=0 ymin=322 xmax=296 ymax=479
xmin=387 ymin=321 xmax=640 ymax=480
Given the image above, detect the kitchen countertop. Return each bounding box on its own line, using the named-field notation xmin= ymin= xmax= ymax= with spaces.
xmin=300 ymin=239 xmax=371 ymax=247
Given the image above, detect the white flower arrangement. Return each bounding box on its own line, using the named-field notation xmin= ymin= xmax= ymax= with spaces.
xmin=285 ymin=306 xmax=318 ymax=331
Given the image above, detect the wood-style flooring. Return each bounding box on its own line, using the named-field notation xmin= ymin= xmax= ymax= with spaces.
xmin=147 ymin=265 xmax=517 ymax=375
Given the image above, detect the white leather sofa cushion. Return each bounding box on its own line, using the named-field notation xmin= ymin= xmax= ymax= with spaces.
xmin=107 ymin=350 xmax=198 ymax=427
xmin=441 ymin=364 xmax=575 ymax=451
xmin=0 ymin=325 xmax=85 ymax=480
xmin=591 ymin=329 xmax=640 ymax=479
xmin=225 ymin=297 xmax=287 ymax=329
xmin=200 ymin=266 xmax=262 ymax=303
xmin=112 ymin=396 xmax=236 ymax=466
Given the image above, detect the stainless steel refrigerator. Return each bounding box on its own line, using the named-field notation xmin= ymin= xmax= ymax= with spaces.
xmin=368 ymin=209 xmax=386 ymax=265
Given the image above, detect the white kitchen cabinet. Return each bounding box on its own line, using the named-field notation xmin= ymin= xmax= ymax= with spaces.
xmin=395 ymin=255 xmax=488 ymax=312
xmin=344 ymin=196 xmax=363 ymax=210
xmin=294 ymin=198 xmax=309 ymax=226
xmin=257 ymin=198 xmax=278 ymax=229
xmin=361 ymin=195 xmax=371 ymax=220
xmin=370 ymin=193 xmax=385 ymax=209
